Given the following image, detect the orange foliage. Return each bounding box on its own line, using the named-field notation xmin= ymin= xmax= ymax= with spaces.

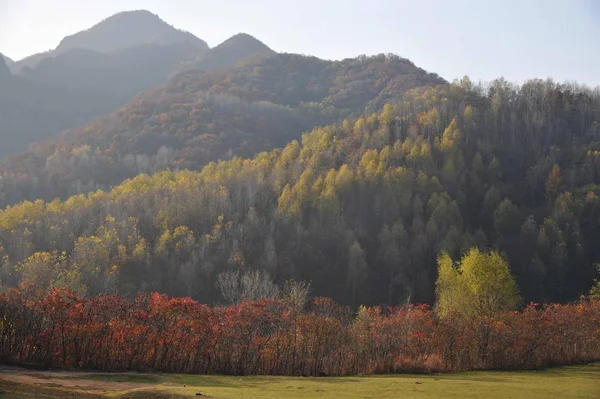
xmin=0 ymin=286 xmax=598 ymax=376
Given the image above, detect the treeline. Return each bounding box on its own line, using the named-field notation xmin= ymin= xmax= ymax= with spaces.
xmin=1 ymin=79 xmax=600 ymax=306
xmin=1 ymin=285 xmax=598 ymax=375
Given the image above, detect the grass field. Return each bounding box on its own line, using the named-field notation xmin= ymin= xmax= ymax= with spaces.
xmin=0 ymin=363 xmax=598 ymax=399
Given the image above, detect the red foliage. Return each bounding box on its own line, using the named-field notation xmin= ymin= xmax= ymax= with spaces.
xmin=0 ymin=285 xmax=598 ymax=376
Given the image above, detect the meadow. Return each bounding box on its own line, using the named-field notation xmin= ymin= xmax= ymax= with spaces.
xmin=1 ymin=363 xmax=598 ymax=399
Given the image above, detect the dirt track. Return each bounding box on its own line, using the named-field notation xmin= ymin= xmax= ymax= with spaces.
xmin=0 ymin=365 xmax=155 ymax=394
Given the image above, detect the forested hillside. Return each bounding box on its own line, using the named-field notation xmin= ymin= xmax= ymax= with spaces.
xmin=1 ymin=79 xmax=599 ymax=306
xmin=0 ymin=53 xmax=444 ymax=206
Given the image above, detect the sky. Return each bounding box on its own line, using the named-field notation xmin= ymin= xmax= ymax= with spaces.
xmin=1 ymin=0 xmax=599 ymax=86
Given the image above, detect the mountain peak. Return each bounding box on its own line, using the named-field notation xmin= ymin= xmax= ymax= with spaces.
xmin=55 ymin=9 xmax=208 ymax=54
xmin=107 ymin=9 xmax=160 ymax=19
xmin=183 ymin=33 xmax=274 ymax=72
xmin=217 ymin=33 xmax=272 ymax=53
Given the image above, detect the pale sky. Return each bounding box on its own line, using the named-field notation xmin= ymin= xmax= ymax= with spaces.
xmin=1 ymin=0 xmax=599 ymax=86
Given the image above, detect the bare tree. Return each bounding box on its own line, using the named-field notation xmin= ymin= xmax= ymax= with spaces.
xmin=282 ymin=279 xmax=311 ymax=312
xmin=217 ymin=269 xmax=280 ymax=304
xmin=241 ymin=269 xmax=280 ymax=301
xmin=217 ymin=270 xmax=241 ymax=304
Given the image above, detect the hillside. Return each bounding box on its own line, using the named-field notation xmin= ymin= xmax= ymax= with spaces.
xmin=0 ymin=61 xmax=119 ymax=156
xmin=0 ymin=54 xmax=14 ymax=72
xmin=0 ymin=11 xmax=215 ymax=160
xmin=12 ymin=10 xmax=208 ymax=73
xmin=1 ymin=79 xmax=599 ymax=307
xmin=0 ymin=55 xmax=11 ymax=78
xmin=0 ymin=53 xmax=445 ymax=206
xmin=0 ymin=42 xmax=202 ymax=159
xmin=185 ymin=33 xmax=275 ymax=71
xmin=22 ymin=42 xmax=201 ymax=97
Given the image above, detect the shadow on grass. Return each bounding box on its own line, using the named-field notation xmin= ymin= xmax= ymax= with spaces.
xmin=66 ymin=374 xmax=161 ymax=384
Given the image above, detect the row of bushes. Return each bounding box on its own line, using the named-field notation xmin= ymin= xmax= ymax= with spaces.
xmin=1 ymin=284 xmax=598 ymax=375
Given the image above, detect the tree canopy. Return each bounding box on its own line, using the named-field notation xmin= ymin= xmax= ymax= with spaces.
xmin=435 ymin=249 xmax=520 ymax=317
xmin=0 ymin=78 xmax=598 ymax=306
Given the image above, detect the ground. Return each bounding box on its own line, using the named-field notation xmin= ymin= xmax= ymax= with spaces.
xmin=0 ymin=363 xmax=598 ymax=399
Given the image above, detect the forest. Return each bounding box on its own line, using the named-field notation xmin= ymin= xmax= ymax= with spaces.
xmin=0 ymin=53 xmax=443 ymax=206
xmin=1 ymin=78 xmax=599 ymax=307
xmin=0 ymin=6 xmax=599 ymax=384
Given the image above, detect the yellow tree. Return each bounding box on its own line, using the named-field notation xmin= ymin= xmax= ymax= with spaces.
xmin=435 ymin=248 xmax=520 ymax=318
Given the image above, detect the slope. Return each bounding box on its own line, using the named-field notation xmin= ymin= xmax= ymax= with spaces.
xmin=0 ymin=10 xmax=213 ymax=160
xmin=185 ymin=33 xmax=275 ymax=72
xmin=0 ymin=79 xmax=598 ymax=306
xmin=0 ymin=42 xmax=204 ymax=159
xmin=0 ymin=58 xmax=119 ymax=157
xmin=0 ymin=53 xmax=445 ymax=206
xmin=21 ymin=42 xmax=202 ymax=98
xmin=0 ymin=54 xmax=14 ymax=73
xmin=12 ymin=10 xmax=208 ymax=73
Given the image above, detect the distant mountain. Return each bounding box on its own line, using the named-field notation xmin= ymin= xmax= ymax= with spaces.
xmin=0 ymin=69 xmax=116 ymax=157
xmin=185 ymin=33 xmax=275 ymax=72
xmin=0 ymin=54 xmax=14 ymax=73
xmin=13 ymin=10 xmax=208 ymax=72
xmin=22 ymin=41 xmax=201 ymax=98
xmin=22 ymin=34 xmax=273 ymax=99
xmin=0 ymin=10 xmax=216 ymax=159
xmin=0 ymin=53 xmax=445 ymax=206
xmin=0 ymin=55 xmax=11 ymax=78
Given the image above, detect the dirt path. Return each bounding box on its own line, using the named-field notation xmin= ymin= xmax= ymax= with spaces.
xmin=0 ymin=365 xmax=156 ymax=395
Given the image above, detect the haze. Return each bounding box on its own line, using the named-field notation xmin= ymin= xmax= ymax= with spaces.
xmin=1 ymin=0 xmax=599 ymax=86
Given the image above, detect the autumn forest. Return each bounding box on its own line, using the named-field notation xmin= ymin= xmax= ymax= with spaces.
xmin=0 ymin=9 xmax=599 ymax=377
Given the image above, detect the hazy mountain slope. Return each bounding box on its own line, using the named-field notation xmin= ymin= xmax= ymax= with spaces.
xmin=0 ymin=55 xmax=11 ymax=78
xmin=13 ymin=10 xmax=208 ymax=73
xmin=186 ymin=33 xmax=275 ymax=72
xmin=0 ymin=54 xmax=14 ymax=73
xmin=0 ymin=69 xmax=117 ymax=157
xmin=0 ymin=42 xmax=203 ymax=158
xmin=0 ymin=53 xmax=445 ymax=206
xmin=0 ymin=10 xmax=216 ymax=159
xmin=22 ymin=42 xmax=201 ymax=97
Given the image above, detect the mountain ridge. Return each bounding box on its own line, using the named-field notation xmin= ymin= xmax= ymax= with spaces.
xmin=0 ymin=53 xmax=445 ymax=207
xmin=183 ymin=33 xmax=275 ymax=72
xmin=12 ymin=9 xmax=208 ymax=73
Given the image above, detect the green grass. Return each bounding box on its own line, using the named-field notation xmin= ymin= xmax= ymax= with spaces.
xmin=1 ymin=363 xmax=599 ymax=399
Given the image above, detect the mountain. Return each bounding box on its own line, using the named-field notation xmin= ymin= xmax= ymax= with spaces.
xmin=0 ymin=54 xmax=14 ymax=73
xmin=0 ymin=79 xmax=598 ymax=307
xmin=56 ymin=10 xmax=207 ymax=53
xmin=21 ymin=41 xmax=201 ymax=97
xmin=13 ymin=10 xmax=208 ymax=73
xmin=0 ymin=53 xmax=445 ymax=206
xmin=0 ymin=11 xmax=218 ymax=159
xmin=185 ymin=33 xmax=275 ymax=72
xmin=0 ymin=55 xmax=11 ymax=78
xmin=0 ymin=68 xmax=118 ymax=157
